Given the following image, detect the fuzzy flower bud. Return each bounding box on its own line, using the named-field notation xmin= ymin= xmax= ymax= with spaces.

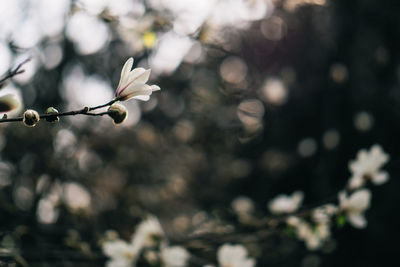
xmin=108 ymin=103 xmax=128 ymax=124
xmin=45 ymin=107 xmax=59 ymax=122
xmin=23 ymin=109 xmax=40 ymax=127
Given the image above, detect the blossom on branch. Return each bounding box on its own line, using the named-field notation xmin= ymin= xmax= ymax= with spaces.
xmin=131 ymin=215 xmax=165 ymax=248
xmin=217 ymin=244 xmax=255 ymax=267
xmin=348 ymin=144 xmax=390 ymax=189
xmin=161 ymin=245 xmax=190 ymax=267
xmin=102 ymin=239 xmax=140 ymax=267
xmin=268 ymin=191 xmax=304 ymax=215
xmin=287 ymin=216 xmax=332 ymax=250
xmin=338 ymin=189 xmax=371 ymax=229
xmin=115 ymin=58 xmax=160 ymax=102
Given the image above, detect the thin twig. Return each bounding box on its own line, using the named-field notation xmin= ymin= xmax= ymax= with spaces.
xmin=0 ymin=58 xmax=31 ymax=85
xmin=0 ymin=98 xmax=118 ymax=124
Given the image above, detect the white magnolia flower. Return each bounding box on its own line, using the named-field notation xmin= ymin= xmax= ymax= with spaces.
xmin=339 ymin=189 xmax=371 ymax=229
xmin=161 ymin=245 xmax=190 ymax=267
xmin=231 ymin=196 xmax=254 ymax=215
xmin=268 ymin=191 xmax=304 ymax=214
xmin=217 ymin=244 xmax=255 ymax=267
xmin=115 ymin=57 xmax=160 ymax=101
xmin=102 ymin=239 xmax=140 ymax=267
xmin=131 ymin=215 xmax=165 ymax=248
xmin=312 ymin=204 xmax=338 ymax=223
xmin=348 ymin=144 xmax=390 ymax=189
xmin=287 ymin=216 xmax=331 ymax=250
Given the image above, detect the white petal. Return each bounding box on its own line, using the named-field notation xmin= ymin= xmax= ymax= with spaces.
xmin=347 ymin=213 xmax=367 ymax=229
xmin=102 ymin=240 xmax=130 ymax=258
xmin=128 ymin=68 xmax=148 ymax=83
xmin=348 ymin=175 xmax=364 ymax=190
xmin=371 ymin=171 xmax=389 ymax=185
xmin=243 ymin=258 xmax=256 ymax=267
xmin=348 ymin=189 xmax=371 ymax=211
xmin=338 ymin=191 xmax=347 ymax=208
xmin=131 ymin=95 xmax=150 ymax=101
xmin=150 ymin=85 xmax=161 ymax=91
xmin=106 ymin=259 xmax=132 ymax=267
xmin=129 ymin=68 xmax=151 ymax=85
xmin=162 ymin=246 xmax=189 ymax=267
xmin=116 ymin=58 xmax=134 ymax=94
xmin=119 ymin=84 xmax=152 ymax=101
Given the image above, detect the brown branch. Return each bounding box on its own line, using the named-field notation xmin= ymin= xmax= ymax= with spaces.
xmin=0 ymin=99 xmax=118 ymax=124
xmin=0 ymin=58 xmax=31 ymax=86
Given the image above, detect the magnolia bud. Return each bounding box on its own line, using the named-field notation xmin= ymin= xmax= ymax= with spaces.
xmin=107 ymin=103 xmax=128 ymax=124
xmin=23 ymin=109 xmax=40 ymax=127
xmin=45 ymin=107 xmax=59 ymax=122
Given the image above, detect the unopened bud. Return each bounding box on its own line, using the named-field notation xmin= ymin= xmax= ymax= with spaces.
xmin=107 ymin=103 xmax=128 ymax=124
xmin=23 ymin=109 xmax=40 ymax=127
xmin=45 ymin=107 xmax=59 ymax=122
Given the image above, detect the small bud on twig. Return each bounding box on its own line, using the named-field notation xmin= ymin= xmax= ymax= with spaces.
xmin=108 ymin=103 xmax=128 ymax=124
xmin=23 ymin=109 xmax=40 ymax=127
xmin=45 ymin=107 xmax=59 ymax=122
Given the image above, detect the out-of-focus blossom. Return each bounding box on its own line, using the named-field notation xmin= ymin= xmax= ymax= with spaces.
xmin=338 ymin=189 xmax=371 ymax=229
xmin=115 ymin=58 xmax=160 ymax=101
xmin=231 ymin=196 xmax=254 ymax=216
xmin=312 ymin=204 xmax=338 ymax=223
xmin=66 ymin=11 xmax=110 ymax=55
xmin=161 ymin=245 xmax=190 ymax=267
xmin=102 ymin=240 xmax=140 ymax=267
xmin=62 ymin=182 xmax=91 ymax=211
xmin=348 ymin=145 xmax=390 ymax=189
xmin=131 ymin=215 xmax=164 ymax=248
xmin=149 ymin=31 xmax=194 ymax=75
xmin=217 ymin=244 xmax=255 ymax=267
xmin=287 ymin=216 xmax=331 ymax=250
xmin=268 ymin=191 xmax=304 ymax=214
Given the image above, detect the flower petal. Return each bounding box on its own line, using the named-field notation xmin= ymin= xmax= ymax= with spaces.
xmin=347 ymin=213 xmax=367 ymax=229
xmin=371 ymin=171 xmax=389 ymax=185
xmin=348 ymin=189 xmax=371 ymax=211
xmin=116 ymin=58 xmax=134 ymax=96
xmin=129 ymin=68 xmax=151 ymax=84
xmin=119 ymin=84 xmax=152 ymax=101
xmin=150 ymin=85 xmax=161 ymax=91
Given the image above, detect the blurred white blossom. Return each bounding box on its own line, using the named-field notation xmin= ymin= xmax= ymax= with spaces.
xmin=115 ymin=58 xmax=160 ymax=101
xmin=231 ymin=196 xmax=254 ymax=216
xmin=131 ymin=215 xmax=164 ymax=248
xmin=312 ymin=204 xmax=338 ymax=223
xmin=161 ymin=245 xmax=190 ymax=267
xmin=348 ymin=145 xmax=390 ymax=189
xmin=287 ymin=216 xmax=331 ymax=250
xmin=268 ymin=191 xmax=304 ymax=214
xmin=102 ymin=240 xmax=140 ymax=267
xmin=339 ymin=189 xmax=371 ymax=229
xmin=217 ymin=244 xmax=255 ymax=267
xmin=103 ymin=215 xmax=165 ymax=266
